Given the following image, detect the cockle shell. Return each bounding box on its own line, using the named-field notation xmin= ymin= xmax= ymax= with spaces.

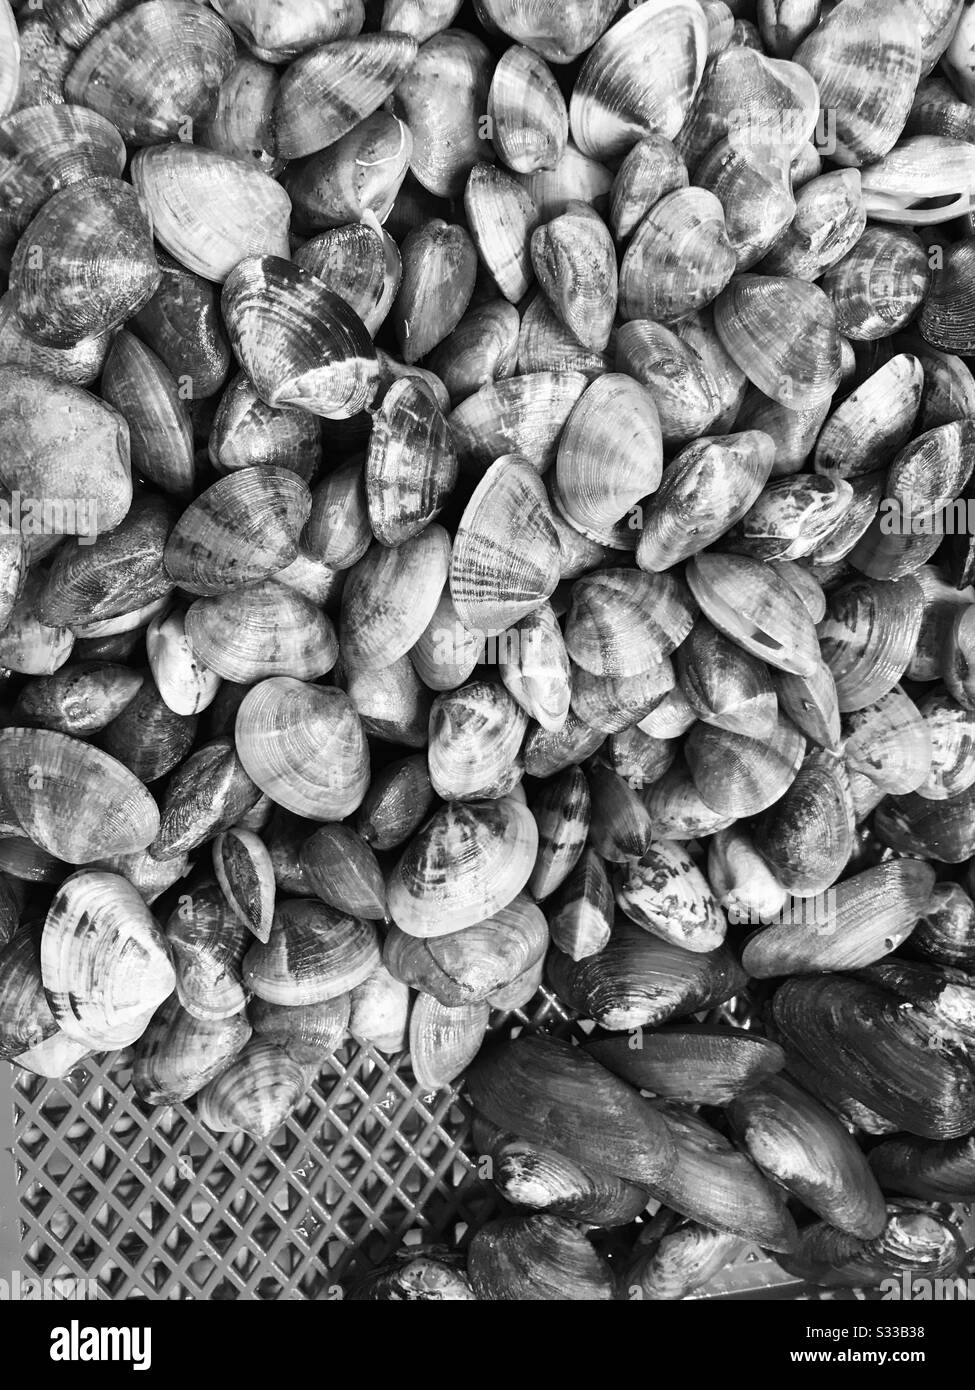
xmin=387 ymin=796 xmax=538 ymax=937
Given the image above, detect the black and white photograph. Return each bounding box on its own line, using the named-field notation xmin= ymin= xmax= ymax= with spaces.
xmin=0 ymin=0 xmax=973 ymax=1341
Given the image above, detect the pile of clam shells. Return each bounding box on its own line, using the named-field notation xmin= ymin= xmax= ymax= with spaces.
xmin=3 ymin=0 xmax=975 ymax=1301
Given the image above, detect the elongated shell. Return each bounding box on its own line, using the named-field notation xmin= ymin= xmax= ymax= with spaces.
xmin=727 ymin=1073 xmax=888 ymax=1238
xmin=771 ymin=973 xmax=975 ymax=1138
xmin=235 ymin=677 xmax=369 ymax=820
xmin=548 ymin=919 xmax=747 ymax=1031
xmin=222 ymin=255 xmax=377 ymax=418
xmin=409 ymin=993 xmax=489 ymax=1091
xmin=467 ymin=1032 xmax=676 ymax=1188
xmin=777 ymin=1205 xmax=965 ymax=1289
xmin=870 ymin=1133 xmax=975 ymax=1203
xmin=387 ymin=796 xmax=538 ymax=937
xmin=569 ymin=0 xmax=708 ymax=159
xmin=589 ymin=1025 xmax=784 ymax=1106
xmin=467 ymin=1213 xmax=616 ymax=1301
xmin=41 ymin=871 xmax=175 ymax=1048
xmin=0 ymin=728 xmax=159 ymax=864
xmin=627 ymin=1224 xmax=745 ymax=1302
xmin=131 ymin=143 xmax=292 ymax=282
xmin=197 ymin=1037 xmax=306 ymax=1140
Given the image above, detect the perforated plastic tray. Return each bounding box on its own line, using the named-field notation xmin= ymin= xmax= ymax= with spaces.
xmin=1 ymin=988 xmax=971 ymax=1300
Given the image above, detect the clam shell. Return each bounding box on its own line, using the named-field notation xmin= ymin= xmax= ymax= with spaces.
xmin=132 ymin=143 xmax=291 ymax=282
xmin=944 ymin=603 xmax=975 ymax=710
xmin=385 ymin=892 xmax=546 ymax=1005
xmin=0 ymin=291 xmax=110 ymax=387
xmin=465 ymin=163 xmax=539 ymax=306
xmin=355 ymin=754 xmax=434 ymax=853
xmin=185 ymin=580 xmax=337 ymax=684
xmin=344 ymin=651 xmax=431 ymax=749
xmin=349 ymin=1247 xmax=473 ymax=1301
xmin=876 ymin=783 xmax=975 ymax=862
xmin=695 ymin=137 xmax=796 ymax=272
xmin=222 ymin=255 xmax=378 ymax=418
xmin=467 ymin=1213 xmax=615 ymax=1301
xmin=758 ymin=168 xmax=866 ymax=281
xmin=274 ymin=33 xmax=417 ymax=161
xmin=813 ymin=353 xmax=923 ymax=478
xmin=163 ymin=467 xmax=310 ymax=598
xmin=427 ymin=680 xmax=527 ymax=802
xmin=842 ymin=686 xmax=932 ymax=796
xmin=243 ymin=897 xmax=379 ymax=1005
xmin=792 ymin=0 xmax=922 ymax=167
xmin=150 ymin=738 xmax=259 ymax=860
xmin=0 ymin=727 xmax=159 ymax=863
xmin=165 ymin=882 xmax=248 ymax=1021
xmin=531 ymin=199 xmax=617 ymax=350
xmin=916 ymin=686 xmax=975 ymax=799
xmin=919 ymin=236 xmax=975 ymax=354
xmin=476 ymin=0 xmax=618 ymax=63
xmin=100 ymin=330 xmax=195 ymax=498
xmin=409 ymin=992 xmax=489 ymax=1091
xmin=283 ymin=111 xmax=412 ymax=232
xmin=294 ymin=221 xmax=401 ymax=339
xmin=546 ymin=846 xmax=612 ymax=961
xmin=727 ymin=1073 xmax=888 ymax=1238
xmin=303 ymin=457 xmax=370 ymax=569
xmin=200 ymin=53 xmax=281 ymax=176
xmin=348 ymin=962 xmax=410 ymax=1053
xmin=636 ymin=430 xmax=774 ymax=571
xmin=213 ymin=826 xmax=275 ymax=942
xmin=0 ymin=929 xmax=58 ymax=1062
xmin=615 ymin=320 xmax=724 ymax=449
xmin=449 ymin=455 xmax=560 ymax=635
xmin=735 ymin=387 xmax=829 ymax=477
xmin=676 ymin=617 xmax=777 ymax=736
xmin=249 ymin=993 xmax=349 ymax=1066
xmin=365 ymin=379 xmax=457 ymax=546
xmin=528 ymin=766 xmax=589 ymax=901
xmin=146 ymin=607 xmax=221 ymax=718
xmin=616 ymin=839 xmax=726 ymax=953
xmin=235 ymin=677 xmax=369 ymax=820
xmin=707 ymin=823 xmax=788 ymax=925
xmin=64 ymin=1 xmax=235 ymax=143
xmin=618 ymin=187 xmax=735 ymax=324
xmin=911 ymin=881 xmax=975 ymax=970
xmin=570 ymin=661 xmax=675 ymax=737
xmin=14 ymin=662 xmax=141 ymax=737
xmin=298 ymin=824 xmax=385 ymax=921
xmin=627 ymin=1224 xmax=745 ymax=1302
xmin=586 ymin=756 xmax=654 ymax=864
xmin=714 ymin=274 xmax=842 ymax=410
xmin=736 ymin=473 xmax=854 ymax=562
xmin=565 ymin=569 xmax=695 ymax=679
xmin=448 ymin=370 xmax=587 ymax=473
xmin=549 ymin=918 xmax=747 ymax=1031
xmin=409 ymin=585 xmax=482 ymax=693
xmin=569 ymin=0 xmax=708 ymax=159
xmin=609 ymin=725 xmax=677 ymax=791
xmin=685 ymin=713 xmax=806 ymax=818
xmin=392 ymin=28 xmax=494 ymax=199
xmin=212 ymin=0 xmax=364 ymax=63
xmin=427 ymin=299 xmax=520 ymax=406
xmin=498 ymin=603 xmax=571 ymax=732
xmin=392 ymin=218 xmax=477 ymax=364
xmin=41 ymin=870 xmax=175 ymax=1048
xmin=643 ymin=756 xmax=736 ymax=840
xmin=487 ymin=44 xmax=567 ymax=174
xmin=522 ymin=707 xmax=604 ymax=777
xmin=686 ymin=551 xmax=820 ymax=677
xmin=99 ymin=674 xmax=197 ymax=785
xmin=197 ymin=1037 xmax=306 ymax=1139
xmin=387 ymin=796 xmax=538 ymax=937
xmin=818 ymin=573 xmax=925 ymax=711
xmin=821 ymin=226 xmax=931 ymax=342
xmin=10 ymin=176 xmax=160 ymax=348
xmin=210 ymin=373 xmax=321 ymax=479
xmin=341 ymin=526 xmax=451 ymax=670
xmin=511 ymin=139 xmax=612 ymax=221
xmin=589 ymin=1024 xmax=784 ymax=1106
xmin=609 ymin=133 xmax=688 ymax=240
xmin=467 ymin=1031 xmax=676 ymax=1187
xmin=0 ymin=0 xmax=18 ymax=119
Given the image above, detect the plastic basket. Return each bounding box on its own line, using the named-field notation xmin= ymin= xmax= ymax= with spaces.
xmin=2 ymin=987 xmax=973 ymax=1300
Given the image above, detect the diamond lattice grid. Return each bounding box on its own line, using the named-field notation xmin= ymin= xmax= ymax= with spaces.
xmin=3 ymin=989 xmax=575 ymax=1299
